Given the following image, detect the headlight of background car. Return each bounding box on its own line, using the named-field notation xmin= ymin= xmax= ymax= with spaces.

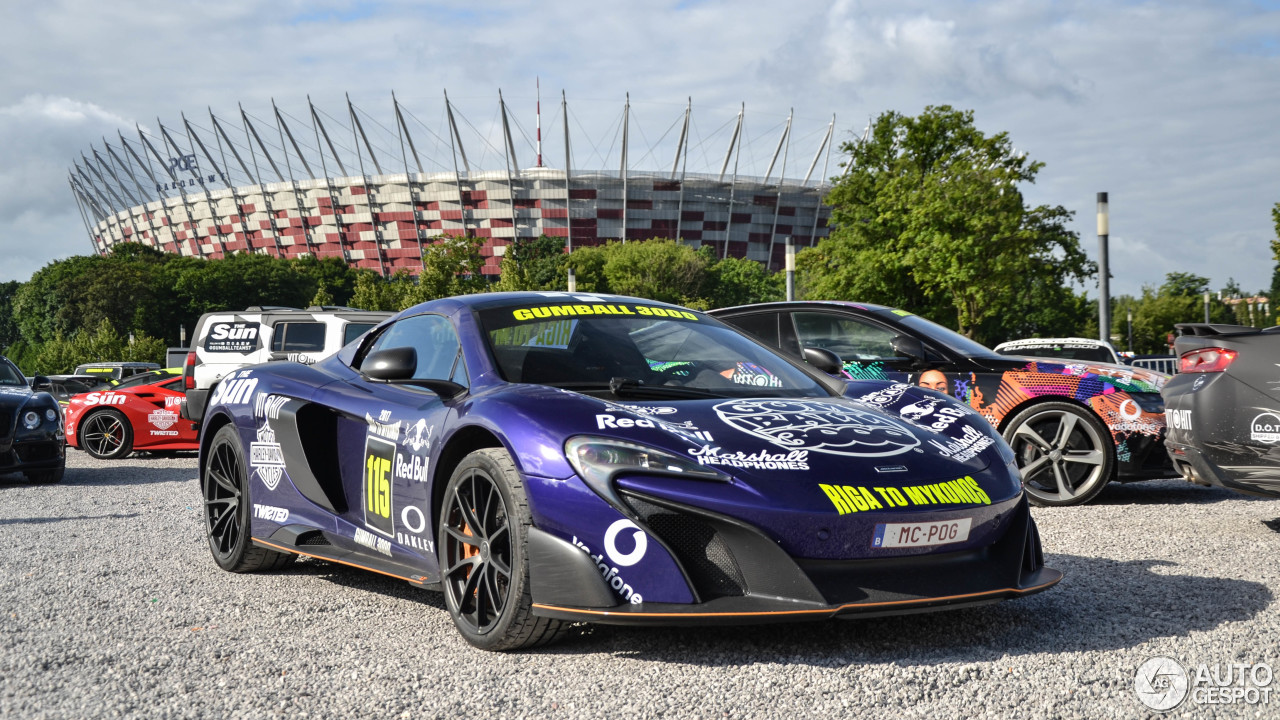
xmin=565 ymin=436 xmax=729 ymax=507
xmin=23 ymin=411 xmax=41 ymax=429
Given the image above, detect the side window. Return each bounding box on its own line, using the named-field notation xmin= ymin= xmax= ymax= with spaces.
xmin=793 ymin=312 xmax=900 ymax=362
xmin=343 ymin=322 xmax=378 ymax=346
xmin=367 ymin=314 xmax=466 ymax=386
xmin=271 ymin=322 xmax=326 ymax=352
xmin=721 ymin=313 xmax=781 ymax=348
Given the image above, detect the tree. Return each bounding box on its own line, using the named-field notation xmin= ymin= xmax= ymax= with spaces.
xmin=493 ymin=235 xmax=568 ymax=292
xmin=705 ymin=255 xmax=784 ymax=308
xmin=598 ymin=239 xmax=711 ymax=307
xmin=798 ymin=106 xmax=1094 ymax=343
xmin=409 ymin=235 xmax=489 ymax=305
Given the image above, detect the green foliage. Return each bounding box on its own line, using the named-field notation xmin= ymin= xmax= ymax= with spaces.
xmin=349 ymin=269 xmax=414 ymax=312
xmin=1113 ymin=274 xmax=1238 ymax=354
xmin=705 ymin=255 xmax=785 ymax=308
xmin=412 ymin=235 xmax=489 ymax=304
xmin=32 ymin=319 xmax=166 ymax=375
xmin=0 ymin=281 xmax=21 ymax=349
xmin=798 ymin=106 xmax=1094 ymax=344
xmin=599 ymin=239 xmax=711 ymax=308
xmin=493 ymin=235 xmax=568 ymax=292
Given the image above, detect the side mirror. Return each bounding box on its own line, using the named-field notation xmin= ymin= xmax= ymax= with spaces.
xmin=362 ymin=347 xmax=417 ymax=381
xmin=31 ymin=375 xmax=51 ymax=392
xmin=362 ymin=346 xmax=466 ymax=399
xmin=802 ymin=347 xmax=844 ymax=376
xmin=890 ymin=335 xmax=926 ymax=363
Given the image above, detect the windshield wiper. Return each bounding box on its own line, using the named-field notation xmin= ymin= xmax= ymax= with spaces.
xmin=607 ymin=377 xmax=725 ymax=400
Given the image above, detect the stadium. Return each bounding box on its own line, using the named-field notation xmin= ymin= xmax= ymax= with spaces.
xmin=68 ymin=91 xmax=838 ymax=276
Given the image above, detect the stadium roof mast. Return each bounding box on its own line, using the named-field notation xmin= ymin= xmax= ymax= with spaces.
xmin=536 ymin=77 xmax=542 ymax=168
xmin=673 ymin=98 xmax=691 ymax=242
xmin=272 ymin=100 xmax=318 ymax=257
xmin=766 ymin=109 xmax=793 ymax=269
xmin=806 ymin=114 xmax=836 ymax=247
xmin=347 ymin=93 xmax=388 ymax=276
xmin=103 ymin=136 xmax=161 ymax=248
xmin=621 ymin=93 xmax=629 ymax=243
xmin=562 ymin=90 xmax=572 ymax=253
xmin=498 ymin=89 xmax=520 ymax=238
xmin=392 ymin=92 xmax=429 ymax=272
xmin=721 ymin=104 xmax=744 ymax=259
xmin=444 ymin=89 xmax=469 ymax=238
xmin=307 ymin=97 xmax=353 ymax=266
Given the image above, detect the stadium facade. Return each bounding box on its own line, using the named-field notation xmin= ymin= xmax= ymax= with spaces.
xmin=68 ymin=92 xmax=837 ymax=276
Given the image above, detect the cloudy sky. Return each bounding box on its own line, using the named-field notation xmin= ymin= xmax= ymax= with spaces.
xmin=3 ymin=0 xmax=1278 ymax=298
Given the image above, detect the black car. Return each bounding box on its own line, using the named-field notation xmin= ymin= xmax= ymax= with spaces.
xmin=0 ymin=356 xmax=66 ymax=483
xmin=709 ymin=302 xmax=1172 ymax=506
xmin=1163 ymin=323 xmax=1280 ymax=496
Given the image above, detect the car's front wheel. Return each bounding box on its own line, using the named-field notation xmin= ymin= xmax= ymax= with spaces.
xmin=202 ymin=424 xmax=294 ymax=572
xmin=438 ymin=448 xmax=567 ymax=651
xmin=79 ymin=409 xmax=132 ymax=459
xmin=1003 ymin=401 xmax=1115 ymax=507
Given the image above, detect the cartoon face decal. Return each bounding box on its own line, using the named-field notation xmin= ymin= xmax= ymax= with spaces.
xmin=713 ymin=400 xmax=920 ymax=457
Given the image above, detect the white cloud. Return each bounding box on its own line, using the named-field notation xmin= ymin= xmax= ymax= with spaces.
xmin=0 ymin=0 xmax=1277 ymax=299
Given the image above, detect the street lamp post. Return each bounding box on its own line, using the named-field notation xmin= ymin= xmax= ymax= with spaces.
xmin=1097 ymin=192 xmax=1110 ymax=344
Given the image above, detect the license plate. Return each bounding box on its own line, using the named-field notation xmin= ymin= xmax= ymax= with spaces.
xmin=872 ymin=518 xmax=972 ymax=548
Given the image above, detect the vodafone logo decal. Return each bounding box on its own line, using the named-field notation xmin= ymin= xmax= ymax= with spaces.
xmin=604 ymin=519 xmax=648 ymax=567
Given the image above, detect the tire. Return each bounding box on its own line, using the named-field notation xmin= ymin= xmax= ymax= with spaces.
xmin=79 ymin=409 xmax=133 ymax=459
xmin=25 ymin=465 xmax=65 ymax=484
xmin=438 ymin=448 xmax=568 ymax=651
xmin=202 ymin=424 xmax=294 ymax=572
xmin=1002 ymin=401 xmax=1115 ymax=507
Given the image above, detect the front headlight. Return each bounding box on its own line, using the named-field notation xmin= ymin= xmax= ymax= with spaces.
xmin=565 ymin=436 xmax=729 ymax=507
xmin=22 ymin=411 xmax=40 ymax=429
xmin=45 ymin=409 xmax=58 ymax=422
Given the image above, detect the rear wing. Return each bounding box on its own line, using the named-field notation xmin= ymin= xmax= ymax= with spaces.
xmin=1174 ymin=323 xmax=1262 ymax=337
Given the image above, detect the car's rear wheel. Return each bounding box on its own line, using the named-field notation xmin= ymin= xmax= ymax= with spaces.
xmin=202 ymin=424 xmax=294 ymax=572
xmin=79 ymin=410 xmax=133 ymax=459
xmin=438 ymin=448 xmax=567 ymax=651
xmin=1003 ymin=401 xmax=1114 ymax=507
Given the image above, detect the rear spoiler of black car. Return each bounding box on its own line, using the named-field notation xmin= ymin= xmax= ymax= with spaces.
xmin=1175 ymin=323 xmax=1267 ymax=337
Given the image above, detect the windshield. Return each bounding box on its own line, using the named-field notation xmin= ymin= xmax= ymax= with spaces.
xmin=479 ymin=302 xmax=829 ymax=399
xmin=113 ymin=370 xmax=178 ymax=389
xmin=893 ymin=313 xmax=1002 ymax=359
xmin=0 ymin=360 xmax=24 ymax=386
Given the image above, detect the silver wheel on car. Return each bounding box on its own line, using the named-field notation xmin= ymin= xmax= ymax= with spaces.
xmin=1002 ymin=401 xmax=1114 ymax=507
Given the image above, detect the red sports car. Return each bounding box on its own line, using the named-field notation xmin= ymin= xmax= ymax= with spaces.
xmin=66 ymin=369 xmax=198 ymax=459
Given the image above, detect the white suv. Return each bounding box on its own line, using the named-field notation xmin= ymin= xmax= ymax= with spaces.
xmin=181 ymin=306 xmax=391 ymax=423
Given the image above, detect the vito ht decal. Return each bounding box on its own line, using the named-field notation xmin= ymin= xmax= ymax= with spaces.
xmin=511 ymin=304 xmax=699 ymax=322
xmin=820 ymin=476 xmax=992 ymax=515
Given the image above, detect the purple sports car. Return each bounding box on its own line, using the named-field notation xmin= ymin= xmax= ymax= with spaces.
xmin=200 ymin=292 xmax=1059 ymax=650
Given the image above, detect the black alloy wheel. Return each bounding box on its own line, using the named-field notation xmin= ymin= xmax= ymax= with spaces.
xmin=79 ymin=410 xmax=132 ymax=459
xmin=438 ymin=448 xmax=566 ymax=651
xmin=1003 ymin=401 xmax=1115 ymax=507
xmin=202 ymin=424 xmax=293 ymax=572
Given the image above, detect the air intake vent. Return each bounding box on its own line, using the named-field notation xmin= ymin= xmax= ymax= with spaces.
xmin=624 ymin=494 xmax=746 ymax=599
xmin=296 ymin=531 xmax=331 ymax=546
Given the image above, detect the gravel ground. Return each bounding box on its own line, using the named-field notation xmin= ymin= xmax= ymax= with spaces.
xmin=3 ymin=451 xmax=1279 ymax=719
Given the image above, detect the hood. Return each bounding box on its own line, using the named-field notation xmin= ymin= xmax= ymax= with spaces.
xmin=485 ymin=383 xmax=1016 ymax=515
